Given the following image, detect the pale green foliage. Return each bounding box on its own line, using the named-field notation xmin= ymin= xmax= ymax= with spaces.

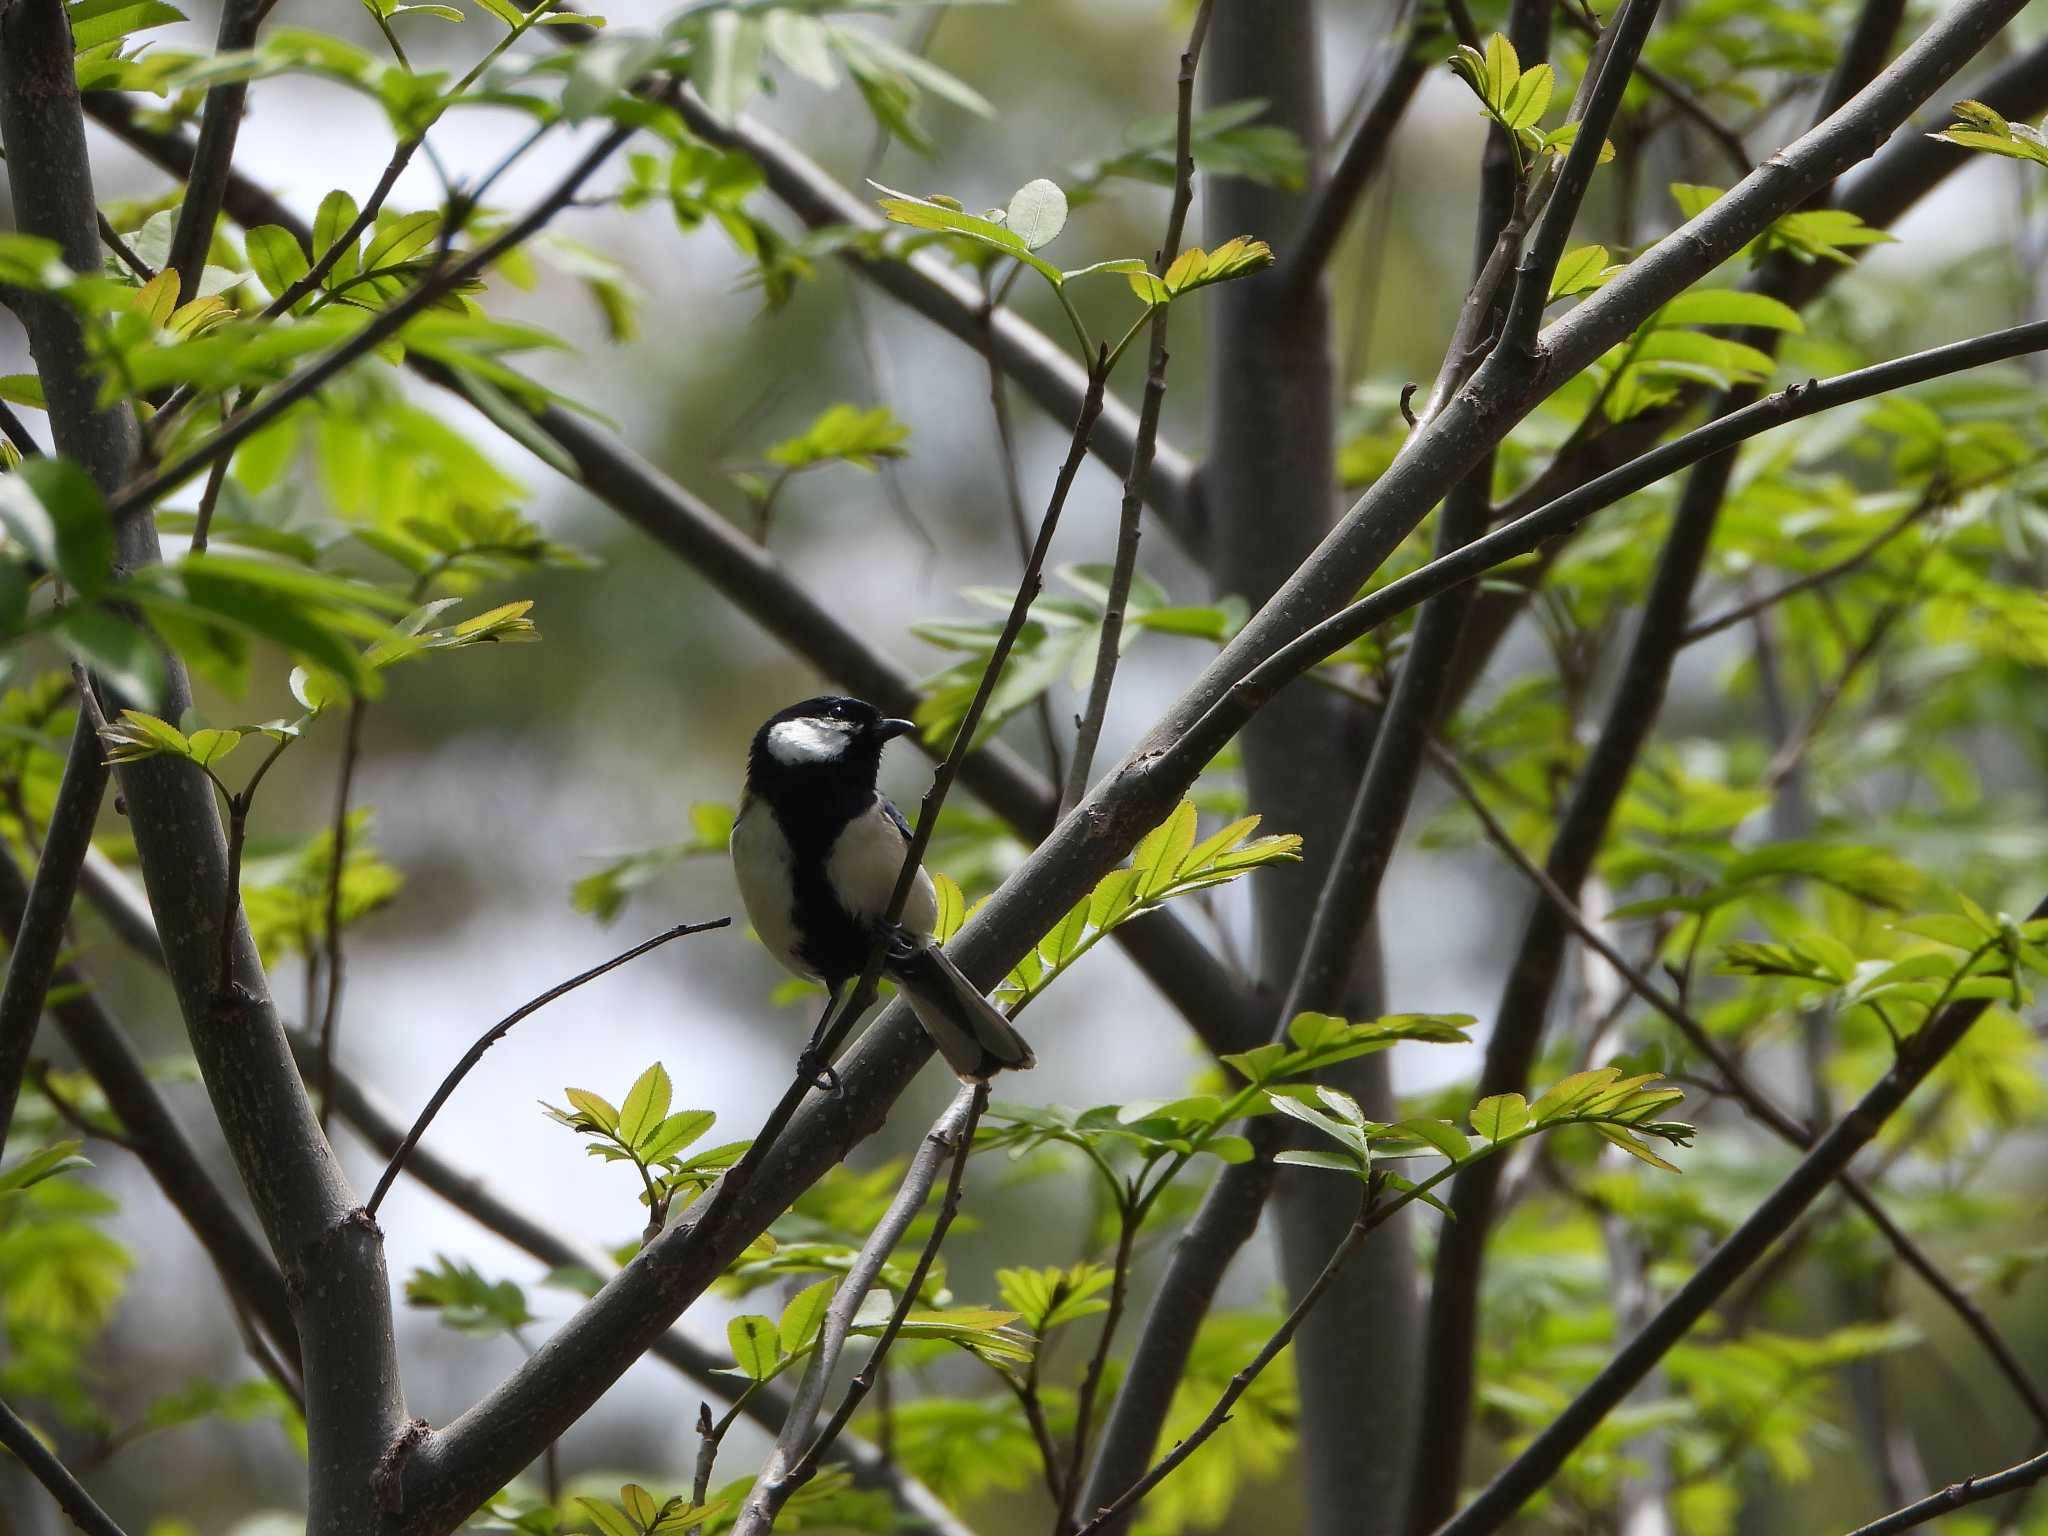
xmin=239 ymin=809 xmax=406 ymax=967
xmin=543 ymin=1063 xmax=742 ymax=1222
xmin=1928 ymin=99 xmax=2048 ymax=170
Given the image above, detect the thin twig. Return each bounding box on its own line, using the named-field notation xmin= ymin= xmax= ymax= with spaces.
xmin=1840 ymin=1447 xmax=2048 ymax=1536
xmin=364 ymin=918 xmax=729 ymax=1216
xmin=315 ymin=698 xmax=368 ymax=1131
xmin=0 ymin=400 xmax=40 ymax=458
xmin=1056 ymin=1200 xmax=1142 ymax=1533
xmin=732 ymin=1082 xmax=980 ymax=1534
xmin=1075 ymin=1181 xmax=1380 ymax=1535
xmin=1556 ymin=1 xmax=1751 ymax=176
xmin=1281 ymin=0 xmax=1434 ymax=298
xmin=96 ymin=212 xmax=155 ymax=281
xmin=788 ymin=1083 xmax=987 ymax=1488
xmin=1682 ymin=496 xmax=1936 ymax=645
xmin=1426 ymin=738 xmax=2048 ymax=1435
xmin=0 ymin=1395 xmax=130 ymax=1536
xmin=1062 ymin=0 xmax=1214 ymax=814
xmin=107 ymin=101 xmax=664 ymax=527
xmin=0 ymin=709 xmax=114 ymax=1148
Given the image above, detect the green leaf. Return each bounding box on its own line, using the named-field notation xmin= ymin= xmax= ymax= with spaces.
xmin=52 ymin=607 xmax=164 ymax=707
xmin=1133 ymin=801 xmax=1198 ymax=897
xmin=1549 ymin=244 xmax=1614 ymax=301
xmin=1005 ymin=178 xmax=1068 ymax=250
xmin=66 ymin=0 xmax=185 ymax=52
xmin=312 ymin=189 xmax=362 ymax=287
xmin=362 ymin=209 xmax=442 ymax=273
xmin=184 ymin=727 xmax=244 ymax=767
xmin=1655 ymin=289 xmax=1804 ymax=332
xmin=0 ymin=1139 xmax=89 ymax=1195
xmin=764 ymin=403 xmax=910 ymax=472
xmin=562 ymin=1087 xmax=618 ymax=1133
xmin=871 ymin=182 xmax=1065 ymax=287
xmin=1499 ymin=61 xmax=1553 ymax=130
xmin=244 ymin=226 xmax=311 ymax=304
xmin=932 ymin=872 xmax=966 ymax=944
xmin=639 ymin=1109 xmax=714 ymax=1164
xmin=1470 ymin=1093 xmax=1530 ymax=1142
xmin=618 ymin=1062 xmax=672 ymax=1150
xmin=1274 ymin=1148 xmax=1365 ymax=1175
xmin=727 ymin=1313 xmax=784 ymax=1381
xmin=779 ymin=1277 xmax=836 ymax=1355
xmin=1392 ymin=1118 xmax=1471 ymax=1160
xmin=0 ymin=456 xmax=113 ymax=597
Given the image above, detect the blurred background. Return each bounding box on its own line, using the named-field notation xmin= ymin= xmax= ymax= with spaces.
xmin=3 ymin=0 xmax=2046 ymax=1531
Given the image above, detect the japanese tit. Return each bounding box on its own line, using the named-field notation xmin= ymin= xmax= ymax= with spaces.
xmin=729 ymin=695 xmax=1036 ymax=1083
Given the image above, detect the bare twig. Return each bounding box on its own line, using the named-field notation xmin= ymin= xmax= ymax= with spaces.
xmin=0 ymin=711 xmax=112 ymax=1146
xmin=1062 ymin=0 xmax=1215 ymax=814
xmin=1422 ymin=827 xmax=2048 ymax=1536
xmin=315 ymin=699 xmax=368 ymax=1130
xmin=1075 ymin=1180 xmax=1382 ymax=1535
xmin=1840 ymin=1447 xmax=2048 ymax=1536
xmin=732 ymin=1082 xmax=981 ymax=1534
xmin=1498 ymin=0 xmax=1664 ymax=356
xmin=0 ymin=1394 xmax=130 ymax=1536
xmin=1681 ymin=497 xmax=1935 ymax=644
xmin=1427 ymin=739 xmax=2048 ymax=1438
xmin=364 ymin=919 xmax=729 ymax=1216
xmin=165 ymin=0 xmax=260 ymax=301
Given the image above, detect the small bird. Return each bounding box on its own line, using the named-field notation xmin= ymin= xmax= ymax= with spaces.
xmin=730 ymin=695 xmax=1036 ymax=1084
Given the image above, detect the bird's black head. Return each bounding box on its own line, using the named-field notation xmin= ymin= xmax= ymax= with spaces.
xmin=745 ymin=695 xmax=917 ymax=804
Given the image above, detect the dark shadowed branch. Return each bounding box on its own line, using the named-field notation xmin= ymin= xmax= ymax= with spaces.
xmin=1281 ymin=0 xmax=1435 ymax=297
xmin=1839 ymin=1447 xmax=2048 ymax=1536
xmin=0 ymin=846 xmax=301 ymax=1374
xmin=0 ymin=1393 xmax=130 ymax=1536
xmin=163 ymin=0 xmax=260 ymax=301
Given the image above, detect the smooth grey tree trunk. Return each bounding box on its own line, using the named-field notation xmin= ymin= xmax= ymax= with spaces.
xmin=1203 ymin=5 xmax=1421 ymax=1531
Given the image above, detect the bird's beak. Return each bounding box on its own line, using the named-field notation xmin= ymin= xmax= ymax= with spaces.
xmin=878 ymin=718 xmax=918 ymax=743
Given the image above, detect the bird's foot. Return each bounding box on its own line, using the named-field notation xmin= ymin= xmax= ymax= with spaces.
xmin=796 ymin=1049 xmax=840 ymax=1095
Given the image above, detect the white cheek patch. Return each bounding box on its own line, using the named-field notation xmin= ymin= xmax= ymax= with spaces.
xmin=766 ymin=717 xmax=855 ymax=765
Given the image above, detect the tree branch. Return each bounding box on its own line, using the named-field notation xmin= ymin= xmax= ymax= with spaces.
xmin=1279 ymin=0 xmax=1435 ymax=297
xmin=665 ymin=87 xmax=1202 ymax=552
xmin=0 ymin=1393 xmax=130 ymax=1536
xmin=0 ymin=710 xmax=112 ymax=1144
xmin=1062 ymin=0 xmax=1215 ymax=813
xmin=1840 ymin=1447 xmax=2048 ymax=1536
xmin=1498 ymin=0 xmax=1663 ymax=356
xmin=1427 ymin=900 xmax=2048 ymax=1536
xmin=68 ymin=95 xmax=1258 ymax=1059
xmin=0 ymin=845 xmax=302 ymax=1373
xmin=163 ymin=0 xmax=260 ymax=301
xmin=365 ymin=919 xmax=729 ymax=1216
xmin=733 ymin=1083 xmax=982 ymax=1533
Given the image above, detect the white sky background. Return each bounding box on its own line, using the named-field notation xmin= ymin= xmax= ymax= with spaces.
xmin=0 ymin=0 xmax=2038 ymax=1525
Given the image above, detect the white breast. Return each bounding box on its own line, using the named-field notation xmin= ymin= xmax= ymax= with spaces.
xmin=730 ymin=800 xmax=808 ymax=976
xmin=826 ymin=800 xmax=939 ymax=940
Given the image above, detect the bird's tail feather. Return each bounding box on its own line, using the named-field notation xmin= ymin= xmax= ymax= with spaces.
xmin=888 ymin=942 xmax=1036 ymax=1082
